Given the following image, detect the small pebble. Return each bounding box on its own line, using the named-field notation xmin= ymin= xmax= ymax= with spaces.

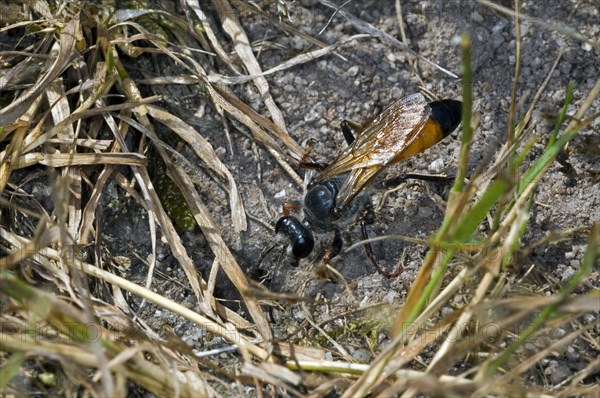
xmin=440 ymin=307 xmax=453 ymax=318
xmin=492 ymin=19 xmax=508 ymax=33
xmin=384 ymin=291 xmax=398 ymax=303
xmin=566 ymin=346 xmax=579 ymax=362
xmin=549 ymin=365 xmax=572 ymax=384
xmin=418 ymin=206 xmax=433 ymax=218
xmin=293 ymin=76 xmax=307 ymax=86
xmin=215 ymin=146 xmax=226 ymax=158
xmin=352 ymin=349 xmax=372 ymax=363
xmin=551 ymin=328 xmax=567 ymax=339
xmin=347 ymin=65 xmax=360 ymax=77
xmin=390 ymin=86 xmax=403 ymax=99
xmin=378 ymin=332 xmax=388 ymax=345
xmin=429 ymin=158 xmax=445 ymax=174
xmin=471 ymin=11 xmax=484 ymax=24
xmin=561 ymin=267 xmax=575 ymax=282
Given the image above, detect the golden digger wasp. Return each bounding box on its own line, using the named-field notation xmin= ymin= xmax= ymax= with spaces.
xmin=275 ymin=93 xmax=462 ymax=277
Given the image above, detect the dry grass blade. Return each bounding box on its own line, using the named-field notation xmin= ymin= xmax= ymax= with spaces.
xmin=0 ymin=15 xmax=79 ymax=126
xmin=476 ymin=0 xmax=599 ymax=50
xmin=185 ymin=0 xmax=241 ymax=73
xmin=337 ymin=18 xmax=598 ymax=395
xmin=111 ymin=109 xmax=256 ymax=327
xmin=1 ymin=329 xmax=213 ymax=396
xmin=184 ymin=1 xmax=305 ymax=165
xmin=205 ymin=82 xmax=303 ymax=183
xmin=48 ymin=75 xmax=89 ymax=243
xmin=163 ymin=159 xmax=273 ymax=341
xmin=243 ymin=362 xmax=303 ymax=393
xmin=229 ymin=0 xmax=336 ymax=51
xmin=560 ymin=357 xmax=600 ymax=397
xmin=425 ymin=204 xmax=531 ymax=374
xmin=213 ymin=0 xmax=290 ymax=137
xmin=0 ymin=270 xmax=214 ymax=397
xmin=319 ymin=0 xmax=459 ymax=78
xmin=2 ymin=227 xmax=268 ymax=359
xmin=0 ymin=225 xmax=59 ymax=270
xmin=147 ymin=105 xmax=247 ymax=232
xmin=14 ymin=152 xmax=147 ymax=168
xmin=476 ymin=320 xmax=599 ymax=396
xmin=46 ymin=138 xmax=113 ymax=150
xmin=208 ymin=34 xmax=370 ymax=85
xmin=21 ymin=97 xmax=161 ymax=153
xmin=0 ymin=96 xmax=44 ymax=192
xmin=1 ymin=0 xmax=598 ymax=395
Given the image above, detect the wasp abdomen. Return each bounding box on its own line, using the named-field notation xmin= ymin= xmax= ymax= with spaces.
xmin=429 ymin=99 xmax=462 ymax=138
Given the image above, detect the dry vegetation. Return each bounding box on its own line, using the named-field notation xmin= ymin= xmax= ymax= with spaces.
xmin=0 ymin=0 xmax=598 ymax=397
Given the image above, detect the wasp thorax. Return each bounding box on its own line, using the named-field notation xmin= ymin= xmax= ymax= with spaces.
xmin=303 ymin=179 xmax=339 ymax=227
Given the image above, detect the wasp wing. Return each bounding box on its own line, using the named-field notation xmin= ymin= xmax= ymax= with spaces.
xmin=315 ymin=93 xmax=431 ymax=211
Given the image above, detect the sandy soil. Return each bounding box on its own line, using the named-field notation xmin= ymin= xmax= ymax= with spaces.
xmin=5 ymin=0 xmax=598 ymax=394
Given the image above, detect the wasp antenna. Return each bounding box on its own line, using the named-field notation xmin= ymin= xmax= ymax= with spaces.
xmin=257 ymin=242 xmax=278 ymax=268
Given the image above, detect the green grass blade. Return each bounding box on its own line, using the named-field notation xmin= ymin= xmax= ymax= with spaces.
xmin=485 ymin=222 xmax=600 ymax=376
xmin=451 ymin=32 xmax=473 ymax=195
xmin=518 ymin=83 xmax=577 ymax=196
xmin=452 ymin=178 xmax=510 ymax=242
xmin=548 ymin=81 xmax=575 ymax=147
xmin=0 ymin=352 xmax=26 ymax=391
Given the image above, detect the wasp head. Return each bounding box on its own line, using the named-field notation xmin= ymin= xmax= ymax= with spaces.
xmin=275 ymin=216 xmax=315 ymax=259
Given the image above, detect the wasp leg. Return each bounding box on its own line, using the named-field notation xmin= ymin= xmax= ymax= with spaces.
xmin=323 ymin=229 xmax=343 ymax=264
xmin=341 ymin=120 xmax=356 ymax=145
xmin=378 ymin=173 xmax=454 ymax=189
xmin=341 ymin=119 xmax=365 ymax=145
xmin=360 ymin=223 xmax=403 ymax=278
xmin=299 ymin=138 xmax=327 ymax=170
xmin=302 ymin=138 xmax=317 ymax=161
xmin=300 ymin=161 xmax=327 ymax=171
xmin=282 ymin=202 xmax=302 ymax=216
xmin=358 ymin=201 xmax=402 ymax=278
